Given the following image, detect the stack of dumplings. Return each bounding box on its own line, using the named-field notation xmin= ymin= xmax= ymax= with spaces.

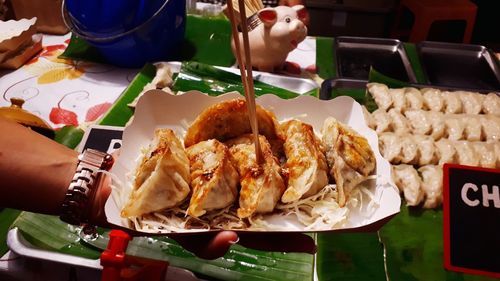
xmin=367 ymin=83 xmax=500 ymax=208
xmin=121 ymin=99 xmax=377 ymax=231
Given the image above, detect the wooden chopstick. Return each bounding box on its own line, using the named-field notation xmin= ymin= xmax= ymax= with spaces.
xmin=227 ymin=0 xmax=263 ymax=164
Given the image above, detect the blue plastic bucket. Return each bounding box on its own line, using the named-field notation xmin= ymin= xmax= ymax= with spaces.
xmin=65 ymin=0 xmax=166 ymax=37
xmin=63 ymin=0 xmax=186 ymax=68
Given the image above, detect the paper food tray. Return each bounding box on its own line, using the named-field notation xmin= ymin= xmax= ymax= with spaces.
xmin=105 ymin=91 xmax=401 ymax=234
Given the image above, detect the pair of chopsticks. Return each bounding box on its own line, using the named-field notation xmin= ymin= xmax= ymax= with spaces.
xmin=226 ymin=0 xmax=263 ymax=164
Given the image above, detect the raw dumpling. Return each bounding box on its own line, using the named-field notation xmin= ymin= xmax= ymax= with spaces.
xmin=418 ymin=165 xmax=443 ymax=208
xmin=494 ymin=142 xmax=500 ymax=169
xmin=443 ymin=91 xmax=463 ymax=114
xmin=458 ymin=91 xmax=483 ymax=115
xmin=422 ymin=88 xmax=444 ymax=112
xmin=405 ymin=87 xmax=424 ymax=110
xmin=413 ymin=134 xmax=438 ymax=165
xmin=280 ymin=120 xmax=329 ymax=203
xmin=226 ymin=134 xmax=286 ymax=218
xmin=463 ymin=115 xmax=482 ymax=141
xmin=396 ymin=135 xmax=419 ymax=164
xmin=184 ymin=99 xmax=280 ymax=147
xmin=435 ymin=139 xmax=457 ymax=165
xmin=371 ymin=109 xmax=392 ymax=134
xmin=322 ymin=117 xmax=376 ymax=207
xmin=481 ymin=115 xmax=500 ymax=141
xmin=390 ymin=88 xmax=407 ymax=112
xmin=482 ymin=93 xmax=500 ymax=115
xmin=405 ymin=110 xmax=432 ymax=135
xmin=362 ymin=106 xmax=375 ymax=129
xmin=471 ymin=142 xmax=496 ymax=169
xmin=388 ymin=109 xmax=411 ymax=135
xmin=392 ymin=164 xmax=424 ymax=206
xmin=368 ymin=83 xmax=392 ymax=111
xmin=428 ymin=111 xmax=446 ymax=140
xmin=186 ymin=139 xmax=239 ymax=218
xmin=455 ymin=141 xmax=480 ymax=167
xmin=122 ymin=129 xmax=191 ymax=218
xmin=378 ymin=133 xmax=402 ymax=163
xmin=444 ymin=117 xmax=465 ymax=140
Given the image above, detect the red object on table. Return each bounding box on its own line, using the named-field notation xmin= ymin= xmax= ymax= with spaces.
xmin=391 ymin=0 xmax=477 ymax=43
xmin=100 ymin=230 xmax=169 ymax=281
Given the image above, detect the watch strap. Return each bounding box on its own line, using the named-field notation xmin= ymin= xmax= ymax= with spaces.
xmin=60 ymin=149 xmax=114 ymax=225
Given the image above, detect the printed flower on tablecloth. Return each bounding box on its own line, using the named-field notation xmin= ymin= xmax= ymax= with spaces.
xmin=24 ymin=48 xmax=87 ymax=84
xmin=48 ymin=91 xmax=113 ymax=126
xmin=24 ymin=42 xmax=111 ymax=85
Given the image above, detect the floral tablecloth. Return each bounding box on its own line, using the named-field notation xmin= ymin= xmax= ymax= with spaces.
xmin=0 ymin=34 xmax=138 ymax=128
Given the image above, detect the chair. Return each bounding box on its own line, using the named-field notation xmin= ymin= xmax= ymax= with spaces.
xmin=391 ymin=0 xmax=477 ymax=43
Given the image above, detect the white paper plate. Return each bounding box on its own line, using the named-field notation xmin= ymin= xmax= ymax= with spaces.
xmin=105 ymin=90 xmax=401 ymax=233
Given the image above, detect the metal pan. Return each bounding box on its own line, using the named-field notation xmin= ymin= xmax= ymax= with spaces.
xmin=335 ymin=36 xmax=417 ymax=83
xmin=417 ymin=41 xmax=500 ymax=91
xmin=319 ymin=78 xmax=367 ymax=100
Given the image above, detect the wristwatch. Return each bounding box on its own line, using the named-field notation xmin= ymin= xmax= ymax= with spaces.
xmin=60 ymin=148 xmax=114 ymax=225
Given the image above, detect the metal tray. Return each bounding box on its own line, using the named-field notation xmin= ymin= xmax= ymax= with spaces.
xmin=417 ymin=41 xmax=500 ymax=91
xmin=319 ymin=78 xmax=367 ymax=100
xmin=335 ymin=36 xmax=417 ymax=83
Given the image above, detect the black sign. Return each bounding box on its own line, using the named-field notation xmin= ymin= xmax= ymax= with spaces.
xmin=443 ymin=164 xmax=500 ymax=278
xmin=79 ymin=125 xmax=123 ymax=154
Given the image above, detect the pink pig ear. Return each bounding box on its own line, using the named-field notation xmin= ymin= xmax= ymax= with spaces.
xmin=292 ymin=5 xmax=307 ymax=23
xmin=258 ymin=8 xmax=277 ymax=27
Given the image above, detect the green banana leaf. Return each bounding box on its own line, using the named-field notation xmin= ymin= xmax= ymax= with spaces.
xmin=316 ymin=37 xmax=336 ymax=80
xmin=0 ymin=209 xmax=22 ymax=256
xmin=11 ymin=212 xmax=314 ymax=281
xmin=172 ymin=61 xmax=304 ymax=99
xmin=54 ymin=126 xmax=85 ymax=150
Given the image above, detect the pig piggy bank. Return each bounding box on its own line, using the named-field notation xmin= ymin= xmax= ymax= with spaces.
xmin=232 ymin=5 xmax=308 ymax=73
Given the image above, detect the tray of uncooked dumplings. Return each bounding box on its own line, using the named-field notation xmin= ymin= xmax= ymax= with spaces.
xmin=364 ymin=82 xmax=500 ymax=209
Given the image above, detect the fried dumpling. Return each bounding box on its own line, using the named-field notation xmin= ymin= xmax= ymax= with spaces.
xmin=121 ymin=129 xmax=190 ymax=218
xmin=184 ymin=99 xmax=280 ymax=147
xmin=226 ymin=134 xmax=286 ymax=218
xmin=322 ymin=117 xmax=376 ymax=207
xmin=186 ymin=139 xmax=239 ymax=218
xmin=280 ymin=120 xmax=329 ymax=203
